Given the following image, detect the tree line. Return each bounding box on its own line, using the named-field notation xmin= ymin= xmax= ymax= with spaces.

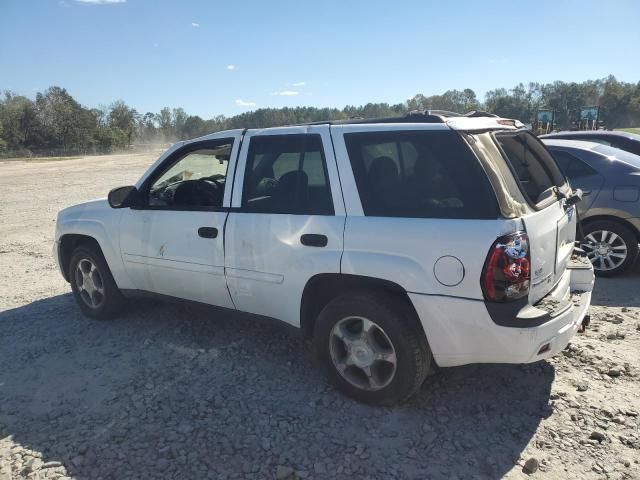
xmin=1 ymin=75 xmax=639 ymax=157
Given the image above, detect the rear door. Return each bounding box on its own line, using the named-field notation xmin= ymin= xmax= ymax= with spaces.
xmin=493 ymin=131 xmax=575 ymax=303
xmin=224 ymin=126 xmax=345 ymax=326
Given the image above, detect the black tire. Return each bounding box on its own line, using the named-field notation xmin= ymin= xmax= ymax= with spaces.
xmin=69 ymin=244 xmax=125 ymax=319
xmin=313 ymin=292 xmax=431 ymax=405
xmin=581 ymin=220 xmax=639 ymax=277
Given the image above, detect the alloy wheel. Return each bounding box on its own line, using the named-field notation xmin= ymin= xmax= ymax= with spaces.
xmin=329 ymin=316 xmax=397 ymax=391
xmin=75 ymin=258 xmax=105 ymax=308
xmin=582 ymin=230 xmax=628 ymax=271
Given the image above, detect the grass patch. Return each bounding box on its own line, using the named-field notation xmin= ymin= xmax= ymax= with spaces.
xmin=0 ymin=156 xmax=82 ymax=163
xmin=615 ymin=128 xmax=640 ymax=135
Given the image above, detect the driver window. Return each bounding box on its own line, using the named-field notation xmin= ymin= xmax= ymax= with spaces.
xmin=148 ymin=141 xmax=232 ymax=208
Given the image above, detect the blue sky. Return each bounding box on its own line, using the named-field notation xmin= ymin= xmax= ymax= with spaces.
xmin=2 ymin=0 xmax=639 ymax=118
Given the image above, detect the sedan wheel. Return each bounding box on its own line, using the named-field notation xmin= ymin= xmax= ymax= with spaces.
xmin=580 ymin=221 xmax=639 ymax=277
xmin=582 ymin=230 xmax=628 ymax=272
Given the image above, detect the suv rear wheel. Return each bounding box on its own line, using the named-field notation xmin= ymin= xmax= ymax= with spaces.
xmin=582 ymin=220 xmax=639 ymax=276
xmin=313 ymin=292 xmax=431 ymax=405
xmin=69 ymin=244 xmax=124 ymax=319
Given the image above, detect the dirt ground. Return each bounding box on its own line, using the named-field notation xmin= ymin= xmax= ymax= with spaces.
xmin=0 ymin=153 xmax=639 ymax=480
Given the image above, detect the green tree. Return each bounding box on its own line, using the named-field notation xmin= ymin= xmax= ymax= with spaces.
xmin=156 ymin=107 xmax=173 ymax=142
xmin=172 ymin=107 xmax=188 ymax=139
xmin=35 ymin=86 xmax=91 ymax=151
xmin=0 ymin=92 xmax=39 ymax=151
xmin=183 ymin=115 xmax=206 ymax=139
xmin=109 ymin=100 xmax=138 ymax=148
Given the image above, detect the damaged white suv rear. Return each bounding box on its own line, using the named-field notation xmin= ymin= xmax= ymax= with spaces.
xmin=54 ymin=111 xmax=594 ymax=405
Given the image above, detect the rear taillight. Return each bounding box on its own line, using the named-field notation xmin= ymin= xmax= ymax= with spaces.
xmin=481 ymin=231 xmax=530 ymax=302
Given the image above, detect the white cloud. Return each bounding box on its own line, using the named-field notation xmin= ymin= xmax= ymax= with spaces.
xmin=191 ymin=22 xmax=200 ymax=27
xmin=292 ymin=82 xmax=305 ymax=87
xmin=271 ymin=90 xmax=299 ymax=96
xmin=226 ymin=64 xmax=237 ymax=71
xmin=235 ymin=99 xmax=256 ymax=107
xmin=74 ymin=0 xmax=126 ymax=4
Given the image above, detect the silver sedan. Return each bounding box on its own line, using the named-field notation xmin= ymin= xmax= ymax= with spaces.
xmin=543 ymin=139 xmax=640 ymax=276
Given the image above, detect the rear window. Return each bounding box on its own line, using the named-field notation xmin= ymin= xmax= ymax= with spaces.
xmin=494 ymin=131 xmax=566 ymax=206
xmin=343 ymin=130 xmax=499 ymax=219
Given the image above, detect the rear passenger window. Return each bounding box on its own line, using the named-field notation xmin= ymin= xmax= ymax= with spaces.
xmin=242 ymin=134 xmax=334 ymax=215
xmin=550 ymin=150 xmax=598 ymax=180
xmin=344 ymin=130 xmax=499 ymax=219
xmin=494 ymin=131 xmax=566 ymax=205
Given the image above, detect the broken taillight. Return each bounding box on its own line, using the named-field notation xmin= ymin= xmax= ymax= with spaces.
xmin=481 ymin=232 xmax=530 ymax=302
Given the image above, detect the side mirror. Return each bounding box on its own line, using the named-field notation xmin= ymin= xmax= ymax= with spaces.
xmin=108 ymin=185 xmax=140 ymax=209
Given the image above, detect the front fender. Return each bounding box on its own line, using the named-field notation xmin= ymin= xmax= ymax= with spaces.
xmin=55 ymin=200 xmax=135 ymax=289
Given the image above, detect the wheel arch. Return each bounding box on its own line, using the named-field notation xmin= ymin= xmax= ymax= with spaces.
xmin=59 ymin=234 xmax=104 ymax=282
xmin=299 ymin=273 xmax=424 ymax=340
xmin=581 ymin=214 xmax=640 ymax=241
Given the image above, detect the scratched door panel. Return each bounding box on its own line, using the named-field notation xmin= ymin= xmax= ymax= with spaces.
xmin=120 ymin=209 xmax=233 ymax=307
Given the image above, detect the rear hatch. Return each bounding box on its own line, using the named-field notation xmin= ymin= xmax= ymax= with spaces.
xmin=492 ymin=130 xmax=576 ymax=304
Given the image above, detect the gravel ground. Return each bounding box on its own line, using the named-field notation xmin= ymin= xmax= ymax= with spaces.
xmin=0 ymin=153 xmax=639 ymax=480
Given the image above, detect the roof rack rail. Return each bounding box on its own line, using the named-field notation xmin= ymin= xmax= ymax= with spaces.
xmin=422 ymin=109 xmax=462 ymax=117
xmin=464 ymin=110 xmax=499 ymax=118
xmin=296 ymin=110 xmax=451 ymax=126
xmin=294 ymin=109 xmax=502 ymax=127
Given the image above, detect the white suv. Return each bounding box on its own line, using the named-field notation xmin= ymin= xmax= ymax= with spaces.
xmin=54 ymin=112 xmax=594 ymax=405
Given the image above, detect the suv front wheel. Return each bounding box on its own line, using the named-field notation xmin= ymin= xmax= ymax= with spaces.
xmin=69 ymin=244 xmax=124 ymax=319
xmin=314 ymin=292 xmax=431 ymax=405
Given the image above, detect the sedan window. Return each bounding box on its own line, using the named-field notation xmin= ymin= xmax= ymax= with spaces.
xmin=550 ymin=150 xmax=598 ymax=181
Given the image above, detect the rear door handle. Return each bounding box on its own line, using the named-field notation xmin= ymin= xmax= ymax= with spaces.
xmin=300 ymin=234 xmax=328 ymax=247
xmin=198 ymin=227 xmax=218 ymax=239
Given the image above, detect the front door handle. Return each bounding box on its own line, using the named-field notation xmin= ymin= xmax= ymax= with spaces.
xmin=198 ymin=227 xmax=218 ymax=239
xmin=300 ymin=234 xmax=328 ymax=247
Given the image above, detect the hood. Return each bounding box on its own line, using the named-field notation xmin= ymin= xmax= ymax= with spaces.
xmin=58 ymin=198 xmax=109 ymax=220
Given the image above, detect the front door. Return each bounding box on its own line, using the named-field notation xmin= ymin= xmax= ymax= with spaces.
xmin=225 ymin=126 xmax=346 ymax=326
xmin=119 ymin=133 xmax=241 ymax=307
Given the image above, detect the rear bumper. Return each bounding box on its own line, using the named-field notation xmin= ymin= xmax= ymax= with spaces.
xmin=410 ymin=261 xmax=595 ymax=367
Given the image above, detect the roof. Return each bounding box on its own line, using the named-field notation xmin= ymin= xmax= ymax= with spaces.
xmin=185 ymin=112 xmax=525 ymax=142
xmin=540 ymin=139 xmax=603 ymax=150
xmin=541 ymin=130 xmax=640 ymax=141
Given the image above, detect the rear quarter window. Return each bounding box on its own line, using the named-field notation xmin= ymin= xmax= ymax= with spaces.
xmin=549 ymin=149 xmax=599 ymax=180
xmin=343 ymin=130 xmax=499 ymax=219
